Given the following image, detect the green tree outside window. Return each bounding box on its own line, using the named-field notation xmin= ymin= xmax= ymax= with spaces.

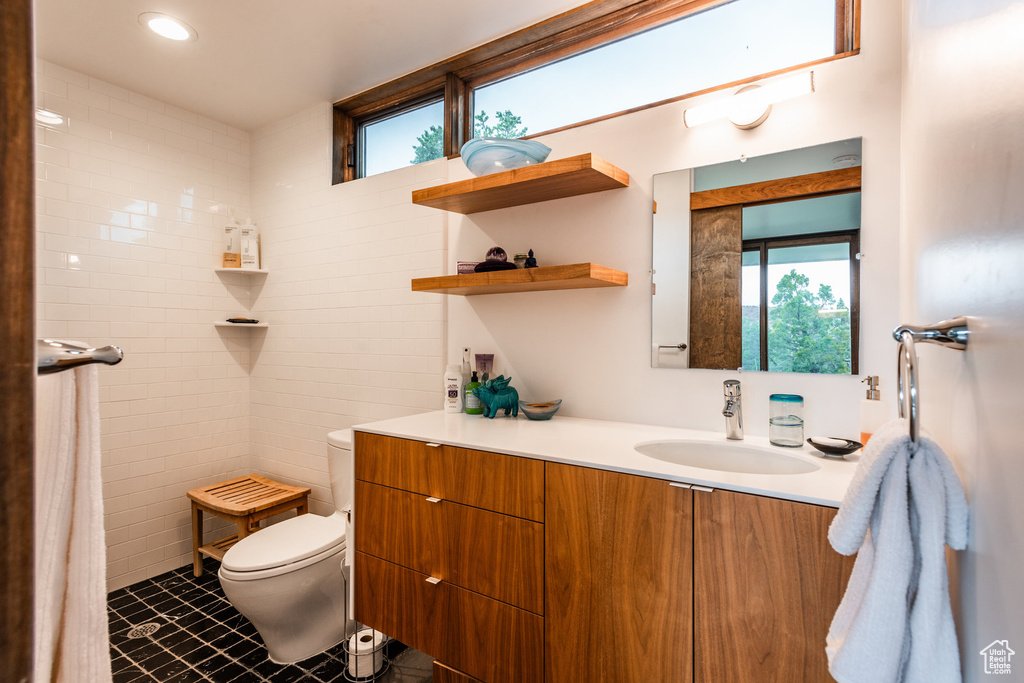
xmin=743 ymin=268 xmax=852 ymax=374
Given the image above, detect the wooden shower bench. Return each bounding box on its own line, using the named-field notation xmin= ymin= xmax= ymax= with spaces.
xmin=187 ymin=474 xmax=311 ymax=577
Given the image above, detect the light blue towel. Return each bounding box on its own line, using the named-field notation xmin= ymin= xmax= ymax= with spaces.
xmin=827 ymin=418 xmax=969 ymax=683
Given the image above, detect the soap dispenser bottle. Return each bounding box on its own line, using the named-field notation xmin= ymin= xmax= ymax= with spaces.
xmin=860 ymin=376 xmax=886 ymax=445
xmin=465 ymin=371 xmax=483 ymax=415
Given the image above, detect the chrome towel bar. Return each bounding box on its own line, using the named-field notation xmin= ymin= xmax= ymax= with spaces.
xmin=37 ymin=339 xmax=123 ymax=375
xmin=893 ymin=316 xmax=969 ymax=451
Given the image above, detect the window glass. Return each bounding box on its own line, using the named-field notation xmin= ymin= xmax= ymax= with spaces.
xmin=741 ymin=251 xmax=762 ymax=371
xmin=765 ymin=243 xmax=852 ymax=373
xmin=361 ymin=100 xmax=444 ymax=177
xmin=473 ymin=0 xmax=836 ymax=136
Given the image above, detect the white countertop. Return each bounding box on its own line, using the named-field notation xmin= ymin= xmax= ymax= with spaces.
xmin=353 ymin=411 xmax=859 ymax=508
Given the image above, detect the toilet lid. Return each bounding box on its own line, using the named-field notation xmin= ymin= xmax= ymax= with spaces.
xmin=222 ymin=513 xmax=346 ymax=572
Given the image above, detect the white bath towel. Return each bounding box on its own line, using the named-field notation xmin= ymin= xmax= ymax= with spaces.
xmin=826 ymin=418 xmax=969 ymax=683
xmin=34 ymin=365 xmax=113 ymax=683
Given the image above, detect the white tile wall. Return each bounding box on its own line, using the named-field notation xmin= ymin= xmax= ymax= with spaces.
xmin=34 ymin=60 xmax=254 ymax=590
xmin=248 ymin=104 xmax=447 ymax=513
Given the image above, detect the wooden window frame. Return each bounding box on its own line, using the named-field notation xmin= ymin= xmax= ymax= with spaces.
xmin=333 ymin=0 xmax=860 ymax=184
xmin=743 ymin=230 xmax=861 ymax=374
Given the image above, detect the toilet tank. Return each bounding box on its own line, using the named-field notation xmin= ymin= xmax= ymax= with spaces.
xmin=326 ymin=429 xmax=353 ymax=513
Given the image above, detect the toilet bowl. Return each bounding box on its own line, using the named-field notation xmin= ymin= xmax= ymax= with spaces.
xmin=218 ymin=429 xmax=356 ymax=664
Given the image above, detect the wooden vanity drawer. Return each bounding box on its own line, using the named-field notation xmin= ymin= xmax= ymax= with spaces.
xmin=354 ymin=551 xmax=448 ymax=662
xmin=354 ymin=433 xmax=544 ymax=521
xmin=446 ymin=501 xmax=543 ymax=614
xmin=354 ymin=432 xmax=442 ymax=497
xmin=355 ymin=480 xmax=445 ymax=578
xmin=443 ymin=445 xmax=544 ymax=522
xmin=356 ymin=552 xmax=543 ymax=683
xmin=355 ymin=480 xmax=544 ymax=614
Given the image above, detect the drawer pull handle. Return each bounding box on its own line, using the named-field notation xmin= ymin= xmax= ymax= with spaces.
xmin=691 ymin=485 xmax=715 ymax=493
xmin=425 ymin=442 xmax=441 ymax=448
xmin=425 ymin=576 xmax=442 ymax=585
xmin=425 ymin=497 xmax=442 ymax=503
xmin=669 ymin=482 xmax=692 ymax=489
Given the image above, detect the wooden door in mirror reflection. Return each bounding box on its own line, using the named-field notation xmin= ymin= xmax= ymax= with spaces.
xmin=689 ymin=205 xmax=742 ymax=369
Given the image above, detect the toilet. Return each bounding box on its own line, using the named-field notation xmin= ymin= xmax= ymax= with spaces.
xmin=218 ymin=429 xmax=356 ymax=664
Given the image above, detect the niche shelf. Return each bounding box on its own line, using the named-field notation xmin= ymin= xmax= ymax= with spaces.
xmin=213 ymin=321 xmax=268 ymax=328
xmin=411 ymin=153 xmax=629 ymax=214
xmin=411 ymin=263 xmax=628 ymax=296
xmin=215 ymin=268 xmax=269 ymax=275
xmin=214 ymin=267 xmax=269 ymax=330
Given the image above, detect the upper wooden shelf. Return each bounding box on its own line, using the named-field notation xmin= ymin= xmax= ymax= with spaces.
xmin=411 ymin=263 xmax=627 ymax=296
xmin=411 ymin=153 xmax=629 ymax=214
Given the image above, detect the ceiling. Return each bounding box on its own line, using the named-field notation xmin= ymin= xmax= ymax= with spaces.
xmin=33 ymin=0 xmax=591 ymax=131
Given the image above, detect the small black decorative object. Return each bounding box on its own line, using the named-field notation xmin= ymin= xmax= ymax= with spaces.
xmin=524 ymin=249 xmax=538 ymax=268
xmin=806 ymin=437 xmax=863 ymax=458
xmin=474 ymin=245 xmax=517 ymax=272
xmin=486 ymin=246 xmax=507 ymax=262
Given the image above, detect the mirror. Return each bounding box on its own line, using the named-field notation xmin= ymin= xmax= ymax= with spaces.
xmin=652 ymin=138 xmax=862 ymax=374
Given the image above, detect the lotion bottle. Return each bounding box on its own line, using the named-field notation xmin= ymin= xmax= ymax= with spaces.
xmin=444 ymin=365 xmax=463 ymax=413
xmin=860 ymin=376 xmax=886 ymax=445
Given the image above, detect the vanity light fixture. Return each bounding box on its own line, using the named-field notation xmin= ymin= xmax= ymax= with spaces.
xmin=35 ymin=109 xmax=64 ymax=125
xmin=138 ymin=12 xmax=198 ymax=42
xmin=682 ymin=71 xmax=815 ymax=129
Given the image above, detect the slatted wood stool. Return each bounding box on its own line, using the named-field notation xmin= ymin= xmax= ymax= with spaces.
xmin=187 ymin=474 xmax=311 ymax=577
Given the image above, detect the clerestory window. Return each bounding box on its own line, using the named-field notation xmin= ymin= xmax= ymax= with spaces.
xmin=334 ymin=0 xmax=859 ymax=182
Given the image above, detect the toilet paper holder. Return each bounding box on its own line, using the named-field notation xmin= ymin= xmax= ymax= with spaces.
xmin=342 ymin=626 xmax=390 ymax=681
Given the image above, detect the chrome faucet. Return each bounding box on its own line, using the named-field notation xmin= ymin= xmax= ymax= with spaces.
xmin=723 ymin=380 xmax=743 ymax=440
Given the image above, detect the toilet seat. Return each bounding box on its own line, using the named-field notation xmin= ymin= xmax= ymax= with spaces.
xmin=221 ymin=512 xmax=346 ymax=578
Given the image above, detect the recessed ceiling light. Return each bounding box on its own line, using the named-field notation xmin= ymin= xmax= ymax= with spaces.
xmin=35 ymin=109 xmax=64 ymax=125
xmin=138 ymin=12 xmax=198 ymax=42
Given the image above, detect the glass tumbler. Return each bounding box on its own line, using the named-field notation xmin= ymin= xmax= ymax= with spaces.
xmin=769 ymin=394 xmax=804 ymax=447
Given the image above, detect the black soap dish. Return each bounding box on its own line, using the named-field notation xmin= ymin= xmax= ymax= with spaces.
xmin=806 ymin=436 xmax=863 ymax=458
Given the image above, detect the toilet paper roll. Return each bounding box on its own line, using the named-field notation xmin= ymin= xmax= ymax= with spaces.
xmin=347 ymin=628 xmax=385 ymax=679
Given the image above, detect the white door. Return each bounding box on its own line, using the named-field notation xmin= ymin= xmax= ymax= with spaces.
xmin=902 ymin=1 xmax=1024 ymax=679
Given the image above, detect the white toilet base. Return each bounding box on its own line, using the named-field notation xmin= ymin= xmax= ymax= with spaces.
xmin=219 ymin=545 xmax=354 ymax=664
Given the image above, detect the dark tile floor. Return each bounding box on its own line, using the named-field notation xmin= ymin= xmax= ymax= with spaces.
xmin=107 ymin=557 xmax=431 ymax=683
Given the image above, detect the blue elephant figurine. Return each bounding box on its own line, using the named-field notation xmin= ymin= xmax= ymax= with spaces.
xmin=472 ymin=375 xmax=520 ymax=418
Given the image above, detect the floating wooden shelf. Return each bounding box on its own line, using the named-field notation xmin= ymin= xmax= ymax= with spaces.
xmin=411 ymin=153 xmax=629 ymax=214
xmin=411 ymin=263 xmax=628 ymax=295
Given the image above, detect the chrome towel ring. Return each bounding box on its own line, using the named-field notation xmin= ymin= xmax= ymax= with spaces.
xmin=892 ymin=317 xmax=969 ymax=452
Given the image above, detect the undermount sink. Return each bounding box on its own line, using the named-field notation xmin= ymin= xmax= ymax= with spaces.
xmin=634 ymin=439 xmax=820 ymax=475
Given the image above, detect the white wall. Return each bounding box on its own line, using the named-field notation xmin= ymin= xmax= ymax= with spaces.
xmin=447 ymin=0 xmax=904 ymax=439
xmin=901 ymin=0 xmax=1024 ymax=678
xmin=247 ymin=105 xmax=447 ymax=513
xmin=34 ymin=61 xmax=253 ymax=590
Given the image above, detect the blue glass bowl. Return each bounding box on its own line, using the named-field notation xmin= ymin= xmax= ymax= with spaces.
xmin=519 ymin=399 xmax=562 ymax=421
xmin=460 ymin=138 xmax=552 ymax=176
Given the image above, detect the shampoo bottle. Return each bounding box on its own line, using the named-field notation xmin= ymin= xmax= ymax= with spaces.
xmin=240 ymin=218 xmax=260 ymax=270
xmin=465 ymin=371 xmax=483 ymax=415
xmin=444 ymin=365 xmax=463 ymax=413
xmin=860 ymin=376 xmax=886 ymax=445
xmin=223 ymin=215 xmax=241 ymax=268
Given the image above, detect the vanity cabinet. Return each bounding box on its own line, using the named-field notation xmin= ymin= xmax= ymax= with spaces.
xmin=545 ymin=463 xmax=694 ymax=682
xmin=546 ymin=465 xmax=853 ymax=683
xmin=693 ymin=488 xmax=854 ymax=681
xmin=353 ymin=432 xmax=852 ymax=683
xmin=353 ymin=433 xmax=543 ymax=683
